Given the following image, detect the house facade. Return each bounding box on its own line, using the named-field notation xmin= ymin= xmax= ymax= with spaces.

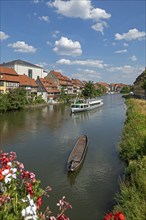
xmin=0 ymin=60 xmax=46 ymax=80
xmin=36 ymin=77 xmax=60 ymax=102
xmin=46 ymin=70 xmax=74 ymax=95
xmin=133 ymin=68 xmax=146 ymax=99
xmin=0 ymin=67 xmax=20 ymax=94
xmin=72 ymin=79 xmax=84 ymax=95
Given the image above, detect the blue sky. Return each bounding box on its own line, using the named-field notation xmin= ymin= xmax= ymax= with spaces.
xmin=1 ymin=0 xmax=146 ymax=84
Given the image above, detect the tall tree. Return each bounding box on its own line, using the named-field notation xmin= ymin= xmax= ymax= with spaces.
xmin=82 ymin=81 xmax=96 ymax=99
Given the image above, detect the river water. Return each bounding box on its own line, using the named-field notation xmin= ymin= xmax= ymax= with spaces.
xmin=0 ymin=94 xmax=126 ymax=220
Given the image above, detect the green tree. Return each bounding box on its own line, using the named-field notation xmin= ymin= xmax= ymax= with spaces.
xmin=96 ymin=84 xmax=106 ymax=96
xmin=82 ymin=81 xmax=96 ymax=99
xmin=120 ymin=86 xmax=131 ymax=94
xmin=0 ymin=93 xmax=9 ymax=113
xmin=7 ymin=88 xmax=27 ymax=111
xmin=60 ymin=88 xmax=71 ymax=103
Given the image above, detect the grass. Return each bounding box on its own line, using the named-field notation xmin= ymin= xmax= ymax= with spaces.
xmin=113 ymin=98 xmax=146 ymax=219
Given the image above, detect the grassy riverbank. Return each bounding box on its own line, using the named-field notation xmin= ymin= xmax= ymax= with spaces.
xmin=114 ymin=98 xmax=146 ymax=219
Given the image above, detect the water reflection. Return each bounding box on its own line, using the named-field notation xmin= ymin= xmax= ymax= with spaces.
xmin=71 ymin=107 xmax=102 ymax=123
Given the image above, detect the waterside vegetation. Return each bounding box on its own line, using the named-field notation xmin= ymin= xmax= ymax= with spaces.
xmin=0 ymin=88 xmax=45 ymax=113
xmin=114 ymin=97 xmax=146 ymax=219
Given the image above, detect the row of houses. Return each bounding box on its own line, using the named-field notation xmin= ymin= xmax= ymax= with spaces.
xmin=0 ymin=59 xmax=130 ymax=102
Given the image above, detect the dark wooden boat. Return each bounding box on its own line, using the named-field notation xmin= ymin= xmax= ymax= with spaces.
xmin=67 ymin=135 xmax=88 ymax=172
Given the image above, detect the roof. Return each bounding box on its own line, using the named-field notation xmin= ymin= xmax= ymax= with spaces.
xmin=19 ymin=75 xmax=37 ymax=87
xmin=0 ymin=59 xmax=43 ymax=69
xmin=39 ymin=78 xmax=54 ymax=86
xmin=95 ymin=82 xmax=109 ymax=87
xmin=0 ymin=75 xmax=20 ymax=82
xmin=134 ymin=69 xmax=146 ymax=84
xmin=0 ymin=66 xmax=18 ymax=75
xmin=50 ymin=70 xmax=72 ymax=82
xmin=0 ymin=67 xmax=20 ymax=82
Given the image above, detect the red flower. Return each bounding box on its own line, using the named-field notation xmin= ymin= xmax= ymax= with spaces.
xmin=103 ymin=211 xmax=125 ymax=220
xmin=25 ymin=182 xmax=33 ymax=195
xmin=0 ymin=170 xmax=4 ymax=181
xmin=37 ymin=196 xmax=42 ymax=209
xmin=103 ymin=212 xmax=114 ymax=220
xmin=22 ymin=171 xmax=30 ymax=179
xmin=114 ymin=211 xmax=125 ymax=220
xmin=57 ymin=214 xmax=70 ymax=220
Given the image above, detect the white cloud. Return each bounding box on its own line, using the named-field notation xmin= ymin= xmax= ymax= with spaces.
xmin=52 ymin=30 xmax=60 ymax=38
xmin=36 ymin=62 xmax=48 ymax=68
xmin=129 ymin=55 xmax=137 ymax=62
xmin=47 ymin=0 xmax=111 ymax=33
xmin=46 ymin=40 xmax=52 ymax=46
xmin=107 ymin=65 xmax=139 ymax=74
xmin=123 ymin=43 xmax=129 ymax=47
xmin=115 ymin=28 xmax=146 ymax=41
xmin=57 ymin=58 xmax=106 ymax=68
xmin=71 ymin=69 xmax=101 ymax=82
xmin=8 ymin=41 xmax=37 ymax=53
xmin=115 ymin=49 xmax=127 ymax=54
xmin=91 ymin=21 xmax=108 ymax=35
xmin=39 ymin=16 xmax=49 ymax=22
xmin=0 ymin=31 xmax=9 ymax=40
xmin=106 ymin=65 xmax=144 ymax=84
xmin=53 ymin=37 xmax=82 ymax=56
xmin=33 ymin=0 xmax=39 ymax=3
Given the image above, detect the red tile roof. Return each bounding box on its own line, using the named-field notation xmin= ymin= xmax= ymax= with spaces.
xmin=0 ymin=67 xmax=18 ymax=75
xmin=0 ymin=75 xmax=20 ymax=82
xmin=51 ymin=70 xmax=72 ymax=83
xmin=19 ymin=75 xmax=37 ymax=87
xmin=0 ymin=67 xmax=19 ymax=82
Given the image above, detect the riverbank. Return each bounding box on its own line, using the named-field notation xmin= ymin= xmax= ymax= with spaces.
xmin=114 ymin=97 xmax=146 ymax=219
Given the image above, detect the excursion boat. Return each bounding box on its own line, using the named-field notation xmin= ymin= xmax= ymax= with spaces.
xmin=67 ymin=135 xmax=88 ymax=172
xmin=71 ymin=98 xmax=103 ymax=113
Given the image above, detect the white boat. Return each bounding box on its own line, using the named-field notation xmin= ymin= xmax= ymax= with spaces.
xmin=71 ymin=98 xmax=103 ymax=113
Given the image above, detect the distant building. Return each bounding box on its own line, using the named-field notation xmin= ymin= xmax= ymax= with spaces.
xmin=0 ymin=59 xmax=46 ymax=80
xmin=0 ymin=67 xmax=20 ymax=94
xmin=133 ymin=68 xmax=146 ymax=99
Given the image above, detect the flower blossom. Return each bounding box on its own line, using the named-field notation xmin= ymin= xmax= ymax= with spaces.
xmin=37 ymin=196 xmax=42 ymax=210
xmin=2 ymin=167 xmax=17 ymax=184
xmin=21 ymin=194 xmax=38 ymax=220
xmin=25 ymin=182 xmax=33 ymax=196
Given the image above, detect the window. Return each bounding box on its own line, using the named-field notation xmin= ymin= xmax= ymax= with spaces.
xmin=28 ymin=69 xmax=32 ymax=78
xmin=0 ymin=81 xmax=4 ymax=86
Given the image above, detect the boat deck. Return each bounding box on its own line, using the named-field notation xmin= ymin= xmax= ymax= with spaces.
xmin=71 ymin=136 xmax=87 ymax=161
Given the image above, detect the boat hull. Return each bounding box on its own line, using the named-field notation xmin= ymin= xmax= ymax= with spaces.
xmin=71 ymin=99 xmax=103 ymax=113
xmin=67 ymin=135 xmax=88 ymax=172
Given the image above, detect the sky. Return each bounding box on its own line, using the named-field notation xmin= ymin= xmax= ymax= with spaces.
xmin=0 ymin=0 xmax=146 ymax=84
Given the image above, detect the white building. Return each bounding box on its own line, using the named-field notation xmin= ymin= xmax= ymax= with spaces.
xmin=0 ymin=59 xmax=46 ymax=80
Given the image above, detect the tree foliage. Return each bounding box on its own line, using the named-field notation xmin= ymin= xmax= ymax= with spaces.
xmin=120 ymin=86 xmax=132 ymax=94
xmin=82 ymin=81 xmax=96 ymax=98
xmin=0 ymin=88 xmax=27 ymax=113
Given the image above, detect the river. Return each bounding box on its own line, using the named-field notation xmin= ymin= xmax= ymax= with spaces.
xmin=0 ymin=94 xmax=126 ymax=220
